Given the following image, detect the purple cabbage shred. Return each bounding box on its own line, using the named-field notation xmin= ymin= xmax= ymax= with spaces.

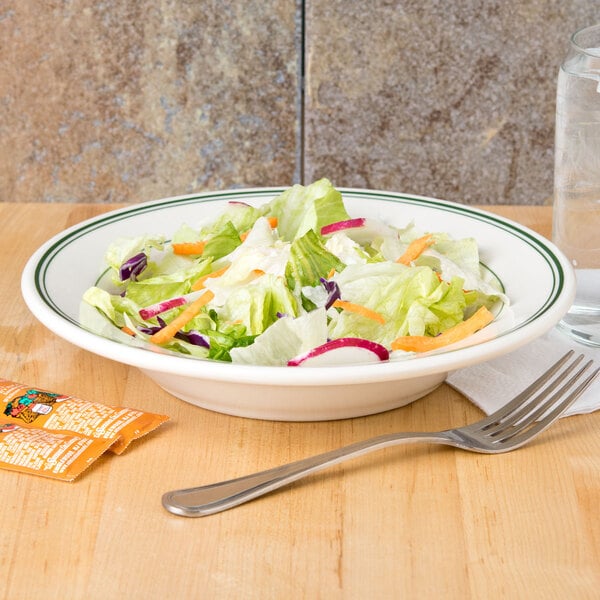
xmin=137 ymin=319 xmax=210 ymax=349
xmin=138 ymin=317 xmax=167 ymax=336
xmin=320 ymin=277 xmax=341 ymax=309
xmin=175 ymin=330 xmax=210 ymax=348
xmin=119 ymin=252 xmax=147 ymax=281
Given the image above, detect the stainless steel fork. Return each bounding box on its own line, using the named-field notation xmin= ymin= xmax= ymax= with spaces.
xmin=162 ymin=350 xmax=598 ymax=517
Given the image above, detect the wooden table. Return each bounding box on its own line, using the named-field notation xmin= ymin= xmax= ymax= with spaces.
xmin=2 ymin=203 xmax=599 ymax=599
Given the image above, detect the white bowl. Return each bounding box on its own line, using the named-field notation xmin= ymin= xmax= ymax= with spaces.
xmin=21 ymin=188 xmax=575 ymax=421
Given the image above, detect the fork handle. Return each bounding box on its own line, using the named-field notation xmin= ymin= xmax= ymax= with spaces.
xmin=162 ymin=431 xmax=449 ymax=516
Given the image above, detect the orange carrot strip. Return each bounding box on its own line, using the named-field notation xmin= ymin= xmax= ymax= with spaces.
xmin=391 ymin=306 xmax=494 ymax=352
xmin=172 ymin=241 xmax=206 ymax=255
xmin=191 ymin=265 xmax=230 ymax=291
xmin=250 ymin=269 xmax=265 ymax=277
xmin=326 ymin=268 xmax=336 ymax=279
xmin=150 ymin=290 xmax=215 ymax=345
xmin=121 ymin=326 xmax=136 ymax=337
xmin=397 ymin=233 xmax=434 ymax=265
xmin=332 ymin=299 xmax=386 ymax=324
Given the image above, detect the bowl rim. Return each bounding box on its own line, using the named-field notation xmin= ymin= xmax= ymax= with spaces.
xmin=21 ymin=186 xmax=576 ymax=387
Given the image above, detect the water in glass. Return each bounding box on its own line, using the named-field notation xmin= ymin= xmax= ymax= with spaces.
xmin=553 ymin=24 xmax=600 ymax=346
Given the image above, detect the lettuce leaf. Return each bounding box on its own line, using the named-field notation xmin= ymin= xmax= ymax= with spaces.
xmin=286 ymin=229 xmax=345 ymax=289
xmin=219 ymin=273 xmax=299 ymax=336
xmin=82 ymin=286 xmax=142 ymax=328
xmin=327 ymin=263 xmax=469 ymax=347
xmin=201 ymin=221 xmax=243 ymax=259
xmin=266 ymin=178 xmax=350 ymax=241
xmin=230 ymin=308 xmax=328 ymax=366
xmin=124 ymin=260 xmax=212 ymax=309
xmin=198 ymin=202 xmax=263 ymax=239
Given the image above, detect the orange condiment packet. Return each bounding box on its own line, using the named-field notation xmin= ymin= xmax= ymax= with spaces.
xmin=0 ymin=378 xmax=169 ymax=480
xmin=0 ymin=423 xmax=113 ymax=481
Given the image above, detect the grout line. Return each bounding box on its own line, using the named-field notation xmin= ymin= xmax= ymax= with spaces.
xmin=294 ymin=0 xmax=306 ymax=185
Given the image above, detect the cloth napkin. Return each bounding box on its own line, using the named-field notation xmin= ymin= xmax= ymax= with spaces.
xmin=447 ymin=327 xmax=600 ymax=418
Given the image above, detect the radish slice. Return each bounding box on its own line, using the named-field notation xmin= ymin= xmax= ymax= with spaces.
xmin=138 ymin=291 xmax=203 ymax=320
xmin=321 ymin=218 xmax=397 ymax=246
xmin=139 ymin=297 xmax=187 ymax=320
xmin=321 ymin=218 xmax=366 ymax=236
xmin=288 ymin=337 xmax=389 ymax=366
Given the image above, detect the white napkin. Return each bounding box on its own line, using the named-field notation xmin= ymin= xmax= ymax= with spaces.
xmin=447 ymin=327 xmax=600 ymax=418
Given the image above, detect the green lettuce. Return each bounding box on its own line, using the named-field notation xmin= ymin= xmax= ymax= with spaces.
xmin=327 ymin=263 xmax=469 ymax=347
xmin=201 ymin=221 xmax=243 ymax=259
xmin=81 ymin=179 xmax=506 ymax=366
xmin=219 ymin=273 xmax=299 ymax=336
xmin=198 ymin=202 xmax=263 ymax=238
xmin=82 ymin=286 xmax=141 ymax=328
xmin=266 ymin=178 xmax=350 ymax=241
xmin=124 ymin=260 xmax=213 ymax=309
xmin=230 ymin=308 xmax=328 ymax=366
xmin=286 ymin=229 xmax=345 ymax=289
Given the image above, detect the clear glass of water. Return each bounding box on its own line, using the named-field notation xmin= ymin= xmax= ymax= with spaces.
xmin=553 ymin=23 xmax=600 ymax=347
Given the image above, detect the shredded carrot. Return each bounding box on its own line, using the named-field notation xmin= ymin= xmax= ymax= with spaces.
xmin=397 ymin=233 xmax=434 ymax=265
xmin=121 ymin=326 xmax=136 ymax=337
xmin=172 ymin=241 xmax=206 ymax=255
xmin=390 ymin=306 xmax=494 ymax=352
xmin=326 ymin=268 xmax=336 ymax=279
xmin=239 ymin=216 xmax=278 ymax=241
xmin=250 ymin=269 xmax=265 ymax=279
xmin=150 ymin=290 xmax=215 ymax=345
xmin=191 ymin=265 xmax=230 ymax=291
xmin=332 ymin=299 xmax=386 ymax=324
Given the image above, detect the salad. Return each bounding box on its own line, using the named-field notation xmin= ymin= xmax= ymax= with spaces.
xmin=81 ymin=179 xmax=507 ymax=366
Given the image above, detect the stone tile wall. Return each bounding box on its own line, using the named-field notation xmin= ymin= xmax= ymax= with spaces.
xmin=1 ymin=1 xmax=598 ymax=204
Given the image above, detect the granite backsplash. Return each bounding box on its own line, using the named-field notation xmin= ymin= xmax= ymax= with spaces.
xmin=1 ymin=1 xmax=598 ymax=204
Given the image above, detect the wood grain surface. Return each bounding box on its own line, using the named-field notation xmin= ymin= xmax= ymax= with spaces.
xmin=1 ymin=203 xmax=598 ymax=599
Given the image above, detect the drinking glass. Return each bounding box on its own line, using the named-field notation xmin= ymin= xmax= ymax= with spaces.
xmin=553 ymin=23 xmax=600 ymax=347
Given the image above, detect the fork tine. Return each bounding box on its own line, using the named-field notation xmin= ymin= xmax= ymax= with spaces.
xmin=474 ymin=350 xmax=577 ymax=428
xmin=491 ymin=365 xmax=599 ymax=447
xmin=489 ymin=359 xmax=594 ymax=437
xmin=483 ymin=354 xmax=586 ymax=435
xmin=494 ymin=359 xmax=595 ymax=432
